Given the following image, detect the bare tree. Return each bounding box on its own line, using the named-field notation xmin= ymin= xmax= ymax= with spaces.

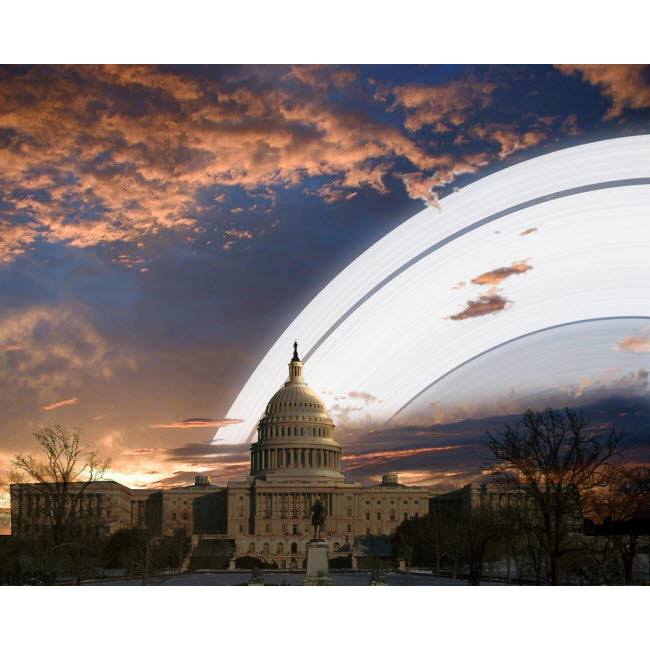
xmin=10 ymin=425 xmax=111 ymax=546
xmin=7 ymin=425 xmax=112 ymax=583
xmin=459 ymin=505 xmax=502 ymax=585
xmin=391 ymin=517 xmax=420 ymax=574
xmin=484 ymin=407 xmax=621 ymax=585
xmin=586 ymin=463 xmax=650 ymax=584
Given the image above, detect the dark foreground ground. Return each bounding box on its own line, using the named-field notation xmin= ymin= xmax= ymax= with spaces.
xmin=86 ymin=571 xmax=507 ymax=586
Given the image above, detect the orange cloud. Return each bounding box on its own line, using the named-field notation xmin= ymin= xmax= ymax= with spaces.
xmin=391 ymin=78 xmax=498 ymax=132
xmin=342 ymin=445 xmax=463 ymax=470
xmin=556 ymin=64 xmax=650 ymax=119
xmin=469 ymin=123 xmax=546 ymax=159
xmin=471 ymin=259 xmax=533 ymax=289
xmin=447 ymin=294 xmax=510 ymax=321
xmin=0 ymin=66 xmax=585 ymax=262
xmin=149 ymin=418 xmax=244 ymax=429
xmin=42 ymin=396 xmax=79 ymax=410
xmin=614 ymin=330 xmax=650 ymax=353
xmin=224 ymin=228 xmax=253 ymax=240
xmin=286 ymin=65 xmax=358 ymax=90
xmin=401 ymin=172 xmax=441 ymax=208
xmin=122 ymin=448 xmax=169 ymax=456
xmin=520 ymin=227 xmax=538 ymax=236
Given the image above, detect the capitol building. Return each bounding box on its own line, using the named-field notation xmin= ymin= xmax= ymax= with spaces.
xmin=10 ymin=344 xmax=432 ymax=568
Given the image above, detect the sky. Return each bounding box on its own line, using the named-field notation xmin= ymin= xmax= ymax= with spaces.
xmin=1 ymin=64 xmax=650 ymax=533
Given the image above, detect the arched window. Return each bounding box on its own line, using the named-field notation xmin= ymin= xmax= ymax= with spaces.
xmin=276 ymin=542 xmax=284 ymax=554
xmin=389 ymin=510 xmax=396 ymax=521
xmin=248 ymin=542 xmax=255 ymax=553
xmin=262 ymin=542 xmax=269 ymax=554
xmin=291 ymin=542 xmax=298 ymax=554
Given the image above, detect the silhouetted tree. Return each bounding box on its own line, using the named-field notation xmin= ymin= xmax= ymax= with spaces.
xmin=586 ymin=463 xmax=650 ymax=584
xmin=459 ymin=505 xmax=503 ymax=585
xmin=9 ymin=425 xmax=111 ymax=546
xmin=5 ymin=425 xmax=111 ymax=583
xmin=391 ymin=517 xmax=421 ymax=571
xmin=484 ymin=407 xmax=621 ymax=585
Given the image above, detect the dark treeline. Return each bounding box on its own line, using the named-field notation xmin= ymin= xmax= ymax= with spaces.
xmin=0 ymin=425 xmax=191 ymax=585
xmin=392 ymin=408 xmax=650 ymax=585
xmin=0 ymin=526 xmax=190 ymax=585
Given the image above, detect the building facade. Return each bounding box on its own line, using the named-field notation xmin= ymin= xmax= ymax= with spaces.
xmin=10 ymin=344 xmax=432 ymax=567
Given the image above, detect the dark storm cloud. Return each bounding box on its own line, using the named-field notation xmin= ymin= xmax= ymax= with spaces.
xmin=164 ymin=440 xmax=248 ymax=463
xmin=337 ymin=395 xmax=650 ymax=486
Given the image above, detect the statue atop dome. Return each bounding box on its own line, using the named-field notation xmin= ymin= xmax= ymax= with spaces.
xmin=287 ymin=341 xmax=304 ymax=383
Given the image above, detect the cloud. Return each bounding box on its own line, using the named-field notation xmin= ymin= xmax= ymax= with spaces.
xmin=390 ymin=78 xmax=498 ymax=132
xmin=401 ymin=158 xmax=486 ymax=208
xmin=286 ymin=65 xmax=358 ymax=90
xmin=0 ymin=305 xmax=136 ymax=401
xmin=42 ymin=396 xmax=78 ymax=410
xmin=401 ymin=172 xmax=442 ymax=208
xmin=570 ymin=368 xmax=649 ymax=398
xmin=342 ymin=445 xmax=464 ymax=471
xmin=471 ymin=259 xmax=533 ymax=289
xmin=304 ymin=182 xmax=358 ymax=204
xmin=0 ymin=65 xmax=581 ymax=263
xmin=122 ymin=448 xmax=169 ymax=456
xmin=556 ymin=65 xmax=650 ymax=119
xmin=469 ymin=123 xmax=546 ymax=159
xmin=614 ymin=328 xmax=650 ymax=353
xmin=447 ymin=293 xmax=510 ymax=320
xmin=346 ymin=391 xmax=379 ymax=404
xmin=224 ymin=228 xmax=253 ymax=239
xmin=519 ymin=227 xmax=538 ymax=236
xmin=149 ymin=418 xmax=243 ymax=429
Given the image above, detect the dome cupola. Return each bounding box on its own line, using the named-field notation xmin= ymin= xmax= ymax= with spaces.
xmin=249 ymin=342 xmax=342 ymax=481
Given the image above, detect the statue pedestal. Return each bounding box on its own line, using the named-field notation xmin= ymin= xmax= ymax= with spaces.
xmin=303 ymin=540 xmax=332 ymax=585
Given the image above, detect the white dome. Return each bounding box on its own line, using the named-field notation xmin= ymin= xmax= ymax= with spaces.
xmin=249 ymin=342 xmax=342 ymax=480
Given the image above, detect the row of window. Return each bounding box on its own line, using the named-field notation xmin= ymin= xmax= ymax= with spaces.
xmin=252 ymin=447 xmax=340 ymax=471
xmin=23 ymin=493 xmax=104 ymax=517
xmin=271 ymin=401 xmax=323 ymax=412
xmin=259 ymin=425 xmax=331 ymax=440
xmin=266 ymin=413 xmax=327 ymax=422
xmin=364 ymin=510 xmax=399 ymax=521
xmin=20 ymin=523 xmax=110 ymax=536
